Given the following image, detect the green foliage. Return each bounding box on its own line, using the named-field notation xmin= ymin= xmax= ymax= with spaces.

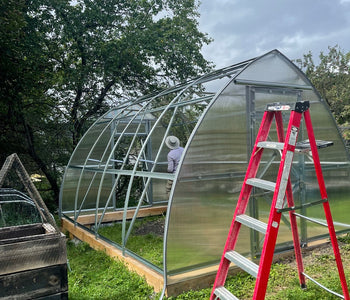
xmin=264 ymin=250 xmax=349 ymax=300
xmin=338 ymin=232 xmax=350 ymax=244
xmin=226 ymin=272 xmax=255 ymax=298
xmin=0 ymin=0 xmax=212 ymax=210
xmin=166 ymin=288 xmax=210 ymax=300
xmin=67 ymin=241 xmax=159 ymax=299
xmin=296 ymin=45 xmax=350 ymax=145
xmin=0 ymin=0 xmax=63 ymax=209
xmin=27 ymin=0 xmax=213 ymax=144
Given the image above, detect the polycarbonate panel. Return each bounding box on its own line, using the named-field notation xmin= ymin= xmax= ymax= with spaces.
xmin=61 ymin=116 xmax=116 ymax=212
xmin=69 ymin=122 xmax=110 ymax=166
xmin=150 ymin=121 xmax=167 ymax=166
xmin=151 ymin=178 xmax=168 ymax=202
xmin=167 ymin=80 xmax=248 ymax=274
xmin=61 ymin=168 xmax=81 ymax=212
xmin=61 ymin=169 xmax=114 ymax=212
xmin=236 ymin=50 xmax=311 ymax=88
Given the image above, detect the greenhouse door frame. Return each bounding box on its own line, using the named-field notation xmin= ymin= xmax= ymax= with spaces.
xmin=112 ymin=118 xmax=154 ymax=209
xmin=245 ymin=85 xmax=308 ymax=258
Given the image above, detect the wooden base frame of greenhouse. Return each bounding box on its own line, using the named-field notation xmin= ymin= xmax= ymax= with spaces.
xmin=61 ymin=206 xmax=330 ymax=297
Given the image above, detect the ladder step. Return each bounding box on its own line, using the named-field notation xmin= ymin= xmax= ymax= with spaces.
xmin=266 ymin=103 xmax=292 ymax=111
xmin=295 ymin=139 xmax=334 ymax=153
xmin=213 ymin=286 xmax=239 ymax=300
xmin=235 ymin=214 xmax=267 ymax=234
xmin=257 ymin=141 xmax=284 ymax=150
xmin=246 ymin=178 xmax=276 ymax=191
xmin=225 ymin=250 xmax=259 ymax=278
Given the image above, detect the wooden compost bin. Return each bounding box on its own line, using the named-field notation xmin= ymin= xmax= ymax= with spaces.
xmin=0 ymin=222 xmax=67 ymax=299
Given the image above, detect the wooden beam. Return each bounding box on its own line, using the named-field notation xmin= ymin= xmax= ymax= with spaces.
xmin=0 ymin=230 xmax=67 ymax=276
xmin=76 ymin=206 xmax=167 ymax=225
xmin=0 ymin=264 xmax=67 ymax=298
xmin=61 ymin=218 xmax=164 ymax=292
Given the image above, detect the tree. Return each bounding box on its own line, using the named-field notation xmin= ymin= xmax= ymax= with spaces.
xmin=32 ymin=0 xmax=212 ymax=144
xmin=0 ymin=0 xmax=64 ymax=210
xmin=0 ymin=0 xmax=213 ymax=208
xmin=296 ymin=46 xmax=350 ymax=143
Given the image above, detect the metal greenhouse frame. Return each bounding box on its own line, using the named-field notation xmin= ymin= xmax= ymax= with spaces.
xmin=59 ymin=50 xmax=350 ymax=296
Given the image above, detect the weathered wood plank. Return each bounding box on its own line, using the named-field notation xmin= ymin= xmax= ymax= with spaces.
xmin=35 ymin=291 xmax=68 ymax=300
xmin=75 ymin=205 xmax=167 ymax=225
xmin=0 ymin=223 xmax=44 ymax=240
xmin=0 ymin=231 xmax=67 ymax=275
xmin=0 ymin=264 xmax=68 ymax=299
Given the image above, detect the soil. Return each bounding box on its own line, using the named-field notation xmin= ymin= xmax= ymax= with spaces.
xmin=134 ymin=218 xmax=165 ymax=237
xmin=274 ymin=240 xmax=350 ymax=268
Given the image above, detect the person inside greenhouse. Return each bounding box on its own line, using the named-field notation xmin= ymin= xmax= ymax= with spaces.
xmin=165 ymin=136 xmax=184 ymax=197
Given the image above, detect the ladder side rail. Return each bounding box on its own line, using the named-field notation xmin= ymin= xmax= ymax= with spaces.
xmin=286 ymin=179 xmax=306 ymax=288
xmin=210 ymin=111 xmax=275 ymax=300
xmin=274 ymin=111 xmax=285 ymax=142
xmin=253 ymin=109 xmax=303 ymax=300
xmin=275 ymin=110 xmax=306 ymax=288
xmin=304 ymin=110 xmax=350 ymax=300
xmin=303 ymin=110 xmax=327 ymax=198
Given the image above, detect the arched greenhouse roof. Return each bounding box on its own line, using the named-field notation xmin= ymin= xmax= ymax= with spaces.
xmin=60 ymin=49 xmax=350 ymax=295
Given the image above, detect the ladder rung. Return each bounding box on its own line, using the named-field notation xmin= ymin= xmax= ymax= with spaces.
xmin=235 ymin=214 xmax=267 ymax=234
xmin=213 ymin=287 xmax=239 ymax=300
xmin=225 ymin=250 xmax=259 ymax=278
xmin=277 ymin=198 xmax=327 ymax=213
xmin=257 ymin=141 xmax=284 ymax=150
xmin=246 ymin=178 xmax=276 ymax=191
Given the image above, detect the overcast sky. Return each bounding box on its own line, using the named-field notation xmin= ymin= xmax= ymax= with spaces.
xmin=198 ymin=0 xmax=350 ymax=68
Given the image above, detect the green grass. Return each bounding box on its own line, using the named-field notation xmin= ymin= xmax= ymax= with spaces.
xmin=98 ymin=216 xmax=164 ymax=267
xmin=67 ymin=241 xmax=160 ymax=299
xmin=67 ymin=234 xmax=350 ymax=299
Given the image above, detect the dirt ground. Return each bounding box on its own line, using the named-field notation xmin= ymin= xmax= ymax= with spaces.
xmin=134 ymin=218 xmax=165 ymax=237
xmin=274 ymin=239 xmax=350 ymax=270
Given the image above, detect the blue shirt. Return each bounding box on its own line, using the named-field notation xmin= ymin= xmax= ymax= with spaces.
xmin=167 ymin=147 xmax=184 ymax=173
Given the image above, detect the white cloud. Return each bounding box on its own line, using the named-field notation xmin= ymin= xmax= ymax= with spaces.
xmin=198 ymin=0 xmax=350 ymax=65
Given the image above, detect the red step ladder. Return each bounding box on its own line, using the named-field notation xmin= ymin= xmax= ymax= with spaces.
xmin=210 ymin=101 xmax=349 ymax=300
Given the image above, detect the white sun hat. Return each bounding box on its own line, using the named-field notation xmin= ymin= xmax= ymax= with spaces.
xmin=165 ymin=136 xmax=180 ymax=149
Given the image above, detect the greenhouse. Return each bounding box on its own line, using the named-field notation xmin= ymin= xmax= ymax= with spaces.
xmin=59 ymin=49 xmax=350 ymax=296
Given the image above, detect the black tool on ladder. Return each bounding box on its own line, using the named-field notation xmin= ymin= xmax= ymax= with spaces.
xmin=210 ymin=101 xmax=349 ymax=300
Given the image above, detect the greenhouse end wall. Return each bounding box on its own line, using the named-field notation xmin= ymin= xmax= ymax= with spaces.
xmin=165 ymin=50 xmax=350 ymax=284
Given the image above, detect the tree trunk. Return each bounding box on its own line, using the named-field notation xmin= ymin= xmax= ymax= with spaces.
xmin=22 ymin=120 xmax=60 ymax=208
